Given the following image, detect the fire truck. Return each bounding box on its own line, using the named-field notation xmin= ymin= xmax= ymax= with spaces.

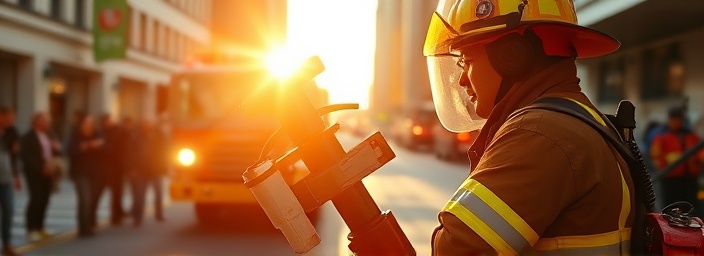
xmin=167 ymin=51 xmax=327 ymax=224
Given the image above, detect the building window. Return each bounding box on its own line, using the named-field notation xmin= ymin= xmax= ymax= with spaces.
xmin=641 ymin=43 xmax=684 ymax=100
xmin=75 ymin=0 xmax=85 ymax=28
xmin=18 ymin=0 xmax=32 ymax=10
xmin=154 ymin=21 xmax=163 ymax=57
xmin=50 ymin=0 xmax=63 ymax=20
xmin=0 ymin=57 xmax=18 ymax=110
xmin=175 ymin=33 xmax=183 ymax=61
xmin=598 ymin=57 xmax=625 ymax=104
xmin=140 ymin=13 xmax=148 ymax=51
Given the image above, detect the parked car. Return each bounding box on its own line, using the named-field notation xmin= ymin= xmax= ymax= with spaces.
xmin=392 ymin=107 xmax=439 ymax=150
xmin=432 ymin=122 xmax=478 ymax=161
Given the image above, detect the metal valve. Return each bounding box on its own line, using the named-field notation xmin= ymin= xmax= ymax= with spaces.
xmin=243 ymin=160 xmax=321 ymax=253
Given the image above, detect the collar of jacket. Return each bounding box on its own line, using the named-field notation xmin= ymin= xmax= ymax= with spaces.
xmin=468 ymin=59 xmax=583 ymax=171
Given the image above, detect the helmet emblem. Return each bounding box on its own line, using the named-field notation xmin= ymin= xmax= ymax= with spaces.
xmin=476 ymin=0 xmax=494 ymax=19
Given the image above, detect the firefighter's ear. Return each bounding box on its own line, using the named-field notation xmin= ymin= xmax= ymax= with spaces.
xmin=486 ymin=31 xmax=535 ymax=81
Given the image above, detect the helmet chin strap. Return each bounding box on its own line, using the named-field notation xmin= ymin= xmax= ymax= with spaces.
xmin=494 ymin=78 xmax=515 ymax=105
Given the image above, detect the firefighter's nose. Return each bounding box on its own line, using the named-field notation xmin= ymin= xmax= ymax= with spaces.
xmin=459 ymin=70 xmax=471 ymax=89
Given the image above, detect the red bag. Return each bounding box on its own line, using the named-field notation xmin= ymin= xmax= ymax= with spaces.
xmin=645 ymin=202 xmax=704 ymax=255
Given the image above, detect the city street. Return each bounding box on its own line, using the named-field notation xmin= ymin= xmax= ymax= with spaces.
xmin=1 ymin=0 xmax=702 ymax=255
xmin=21 ymin=132 xmax=470 ymax=256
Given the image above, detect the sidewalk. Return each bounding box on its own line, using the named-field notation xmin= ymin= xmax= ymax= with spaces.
xmin=10 ymin=178 xmax=168 ymax=251
xmin=9 ymin=179 xmax=109 ymax=248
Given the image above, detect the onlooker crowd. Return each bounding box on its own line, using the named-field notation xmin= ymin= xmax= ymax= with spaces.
xmin=0 ymin=106 xmax=169 ymax=255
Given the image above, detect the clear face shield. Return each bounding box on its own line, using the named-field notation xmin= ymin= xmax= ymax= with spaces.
xmin=426 ymin=56 xmax=485 ymax=133
xmin=424 ymin=5 xmax=487 ymax=133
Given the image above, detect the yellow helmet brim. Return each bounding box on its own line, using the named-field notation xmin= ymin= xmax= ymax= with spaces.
xmin=424 ymin=12 xmax=621 ymax=58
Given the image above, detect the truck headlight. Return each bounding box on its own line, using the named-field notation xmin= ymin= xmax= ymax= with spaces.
xmin=177 ymin=148 xmax=196 ymax=167
xmin=412 ymin=125 xmax=424 ymax=136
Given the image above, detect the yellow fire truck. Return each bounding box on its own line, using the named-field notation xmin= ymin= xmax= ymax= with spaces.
xmin=167 ymin=51 xmax=327 ymax=224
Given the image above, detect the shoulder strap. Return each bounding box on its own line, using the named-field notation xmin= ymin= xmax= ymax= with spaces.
xmin=516 ymin=97 xmax=636 ymax=162
xmin=518 ymin=97 xmax=657 ymax=255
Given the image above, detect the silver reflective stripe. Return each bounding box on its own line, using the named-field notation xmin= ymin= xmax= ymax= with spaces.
xmin=536 ymin=242 xmax=626 ymax=256
xmin=453 ymin=188 xmax=530 ymax=253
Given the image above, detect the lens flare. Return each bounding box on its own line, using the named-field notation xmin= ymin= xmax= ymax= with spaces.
xmin=178 ymin=148 xmax=196 ymax=167
xmin=265 ymin=46 xmax=309 ymax=80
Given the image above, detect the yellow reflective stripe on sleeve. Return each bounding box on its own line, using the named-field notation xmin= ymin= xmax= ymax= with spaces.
xmin=533 ymin=242 xmax=627 ymax=256
xmin=533 ymin=228 xmax=632 ymax=250
xmin=443 ymin=178 xmax=544 ymax=254
xmin=461 ymin=179 xmax=540 ymax=244
xmin=565 ymin=98 xmax=607 ymax=127
xmin=444 ymin=201 xmax=518 ymax=255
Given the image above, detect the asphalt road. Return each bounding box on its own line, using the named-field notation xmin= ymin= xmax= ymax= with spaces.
xmin=24 ymin=132 xmax=470 ymax=256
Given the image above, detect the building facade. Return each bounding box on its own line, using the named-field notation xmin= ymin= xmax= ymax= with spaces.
xmin=370 ymin=0 xmax=437 ymax=129
xmin=0 ymin=0 xmax=211 ymax=140
xmin=576 ymin=0 xmax=704 ymax=142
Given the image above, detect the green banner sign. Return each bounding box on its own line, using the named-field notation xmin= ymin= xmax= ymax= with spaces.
xmin=93 ymin=0 xmax=128 ymax=62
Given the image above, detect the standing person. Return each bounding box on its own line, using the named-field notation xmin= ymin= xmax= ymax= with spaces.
xmin=650 ymin=107 xmax=704 ymax=216
xmin=128 ymin=119 xmax=165 ymax=227
xmin=20 ymin=112 xmax=61 ymax=241
xmin=0 ymin=107 xmax=20 ymax=192
xmin=99 ymin=114 xmax=126 ymax=225
xmin=424 ymin=0 xmax=637 ymax=254
xmin=0 ymin=108 xmax=19 ymax=256
xmin=151 ymin=116 xmax=169 ymax=222
xmin=67 ymin=115 xmax=105 ymax=237
xmin=120 ymin=117 xmax=135 ymax=218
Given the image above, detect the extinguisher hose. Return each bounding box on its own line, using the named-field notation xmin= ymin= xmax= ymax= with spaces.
xmin=626 ymin=140 xmax=657 ymax=213
xmin=626 ymin=140 xmax=657 ymax=255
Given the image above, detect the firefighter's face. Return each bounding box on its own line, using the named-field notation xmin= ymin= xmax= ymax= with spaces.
xmin=458 ymin=44 xmax=502 ymax=118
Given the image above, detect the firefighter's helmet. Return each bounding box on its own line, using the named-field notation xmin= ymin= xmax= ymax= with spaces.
xmin=424 ymin=0 xmax=620 ymax=132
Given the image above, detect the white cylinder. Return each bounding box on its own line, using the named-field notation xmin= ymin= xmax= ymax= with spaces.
xmin=248 ymin=161 xmax=320 ymax=253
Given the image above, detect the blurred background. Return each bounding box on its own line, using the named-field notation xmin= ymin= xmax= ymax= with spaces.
xmin=0 ymin=0 xmax=703 ymax=255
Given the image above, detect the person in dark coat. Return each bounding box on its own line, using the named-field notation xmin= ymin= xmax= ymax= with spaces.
xmin=67 ymin=115 xmax=105 ymax=237
xmin=99 ymin=114 xmax=127 ymax=225
xmin=0 ymin=107 xmax=19 ymax=256
xmin=128 ymin=119 xmax=167 ymax=227
xmin=0 ymin=107 xmax=20 ymax=192
xmin=20 ymin=112 xmax=61 ymax=242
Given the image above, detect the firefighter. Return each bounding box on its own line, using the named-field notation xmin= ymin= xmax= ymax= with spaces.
xmin=423 ymin=0 xmax=635 ymax=254
xmin=650 ymin=107 xmax=703 ymax=216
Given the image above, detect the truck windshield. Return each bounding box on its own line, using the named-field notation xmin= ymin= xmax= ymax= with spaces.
xmin=169 ymin=71 xmax=266 ymax=123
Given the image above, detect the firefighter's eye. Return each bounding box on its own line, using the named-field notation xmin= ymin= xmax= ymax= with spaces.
xmin=455 ymin=56 xmax=471 ymax=70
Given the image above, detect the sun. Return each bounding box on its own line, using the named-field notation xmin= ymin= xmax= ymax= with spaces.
xmin=264 ymin=46 xmax=311 ymax=80
xmin=286 ymin=0 xmax=378 ymax=109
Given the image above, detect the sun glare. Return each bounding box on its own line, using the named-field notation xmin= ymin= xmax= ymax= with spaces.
xmin=287 ymin=0 xmax=378 ymax=109
xmin=265 ymin=46 xmax=310 ymax=80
